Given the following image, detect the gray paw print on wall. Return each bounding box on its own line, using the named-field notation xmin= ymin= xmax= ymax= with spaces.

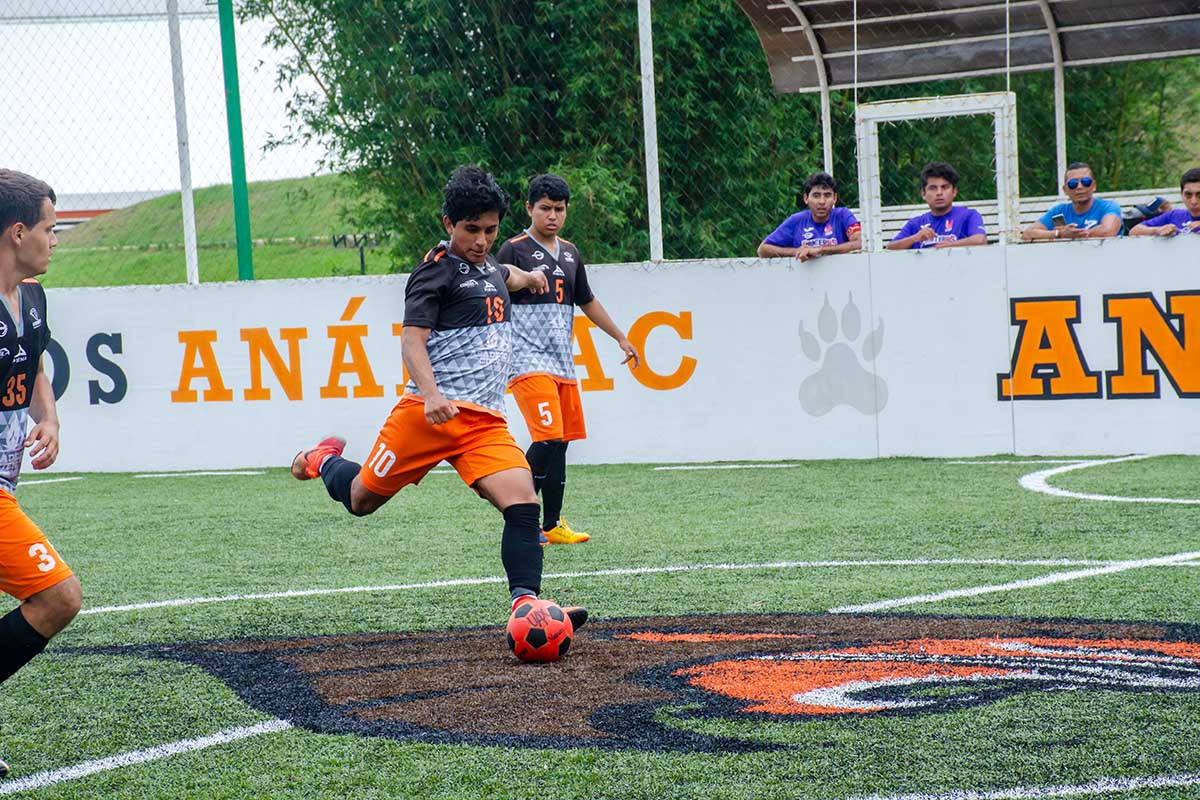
xmin=798 ymin=293 xmax=887 ymax=416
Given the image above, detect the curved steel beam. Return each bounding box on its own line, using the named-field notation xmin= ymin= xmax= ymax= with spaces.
xmin=1036 ymin=0 xmax=1068 ymax=195
xmin=781 ymin=0 xmax=834 ymax=174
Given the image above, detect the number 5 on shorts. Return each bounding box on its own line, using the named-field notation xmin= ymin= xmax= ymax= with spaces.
xmin=537 ymin=401 xmax=553 ymax=427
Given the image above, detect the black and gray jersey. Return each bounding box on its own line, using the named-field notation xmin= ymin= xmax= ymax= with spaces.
xmin=0 ymin=280 xmax=51 ymax=492
xmin=402 ymin=243 xmax=513 ymax=416
xmin=497 ymin=233 xmax=594 ymax=382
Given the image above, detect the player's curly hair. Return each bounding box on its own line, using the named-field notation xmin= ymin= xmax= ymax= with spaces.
xmin=0 ymin=169 xmax=56 ymax=233
xmin=527 ymin=174 xmax=570 ymax=206
xmin=442 ymin=165 xmax=509 ymax=225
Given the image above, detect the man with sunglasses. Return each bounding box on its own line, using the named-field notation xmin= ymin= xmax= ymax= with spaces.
xmin=1022 ymin=163 xmax=1123 ymax=241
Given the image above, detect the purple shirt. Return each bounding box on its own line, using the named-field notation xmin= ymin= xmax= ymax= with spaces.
xmin=764 ymin=207 xmax=861 ymax=249
xmin=1143 ymin=209 xmax=1200 ymax=234
xmin=892 ymin=206 xmax=987 ymax=249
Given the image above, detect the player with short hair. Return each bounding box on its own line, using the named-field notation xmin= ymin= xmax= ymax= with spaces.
xmin=1022 ymin=162 xmax=1124 ymax=241
xmin=1130 ymin=167 xmax=1200 ymax=237
xmin=887 ymin=162 xmax=988 ymax=250
xmin=291 ymin=165 xmax=585 ymax=628
xmin=496 ymin=174 xmax=639 ymax=545
xmin=0 ymin=169 xmax=82 ymax=780
xmin=757 ymin=172 xmax=862 ymax=261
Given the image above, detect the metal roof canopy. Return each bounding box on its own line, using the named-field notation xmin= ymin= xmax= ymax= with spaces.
xmin=735 ymin=0 xmax=1200 ymax=184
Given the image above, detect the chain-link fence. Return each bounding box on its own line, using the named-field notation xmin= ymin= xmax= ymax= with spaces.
xmin=5 ymin=1 xmax=1199 ymax=283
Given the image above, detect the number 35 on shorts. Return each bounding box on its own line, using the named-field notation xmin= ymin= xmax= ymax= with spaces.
xmin=537 ymin=401 xmax=554 ymax=427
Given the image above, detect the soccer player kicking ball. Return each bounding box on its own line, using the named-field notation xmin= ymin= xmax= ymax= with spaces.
xmin=497 ymin=175 xmax=639 ymax=545
xmin=0 ymin=170 xmax=82 ymax=779
xmin=291 ymin=166 xmax=586 ymax=634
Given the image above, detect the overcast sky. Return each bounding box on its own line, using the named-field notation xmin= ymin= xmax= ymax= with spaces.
xmin=1 ymin=5 xmax=324 ymax=204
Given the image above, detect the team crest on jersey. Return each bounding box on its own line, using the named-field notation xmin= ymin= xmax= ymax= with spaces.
xmin=458 ymin=263 xmax=470 ymax=274
xmin=824 ymin=225 xmax=833 ymax=236
xmin=93 ymin=613 xmax=1200 ymax=754
xmin=944 ymin=219 xmax=953 ymax=231
xmin=533 ymin=250 xmax=545 ymax=260
xmin=12 ymin=345 xmax=27 ymax=365
xmin=552 ymin=266 xmax=565 ymax=277
xmin=29 ymin=308 xmax=41 ymax=329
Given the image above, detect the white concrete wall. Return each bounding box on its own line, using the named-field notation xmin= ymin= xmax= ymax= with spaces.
xmin=39 ymin=236 xmax=1200 ymax=472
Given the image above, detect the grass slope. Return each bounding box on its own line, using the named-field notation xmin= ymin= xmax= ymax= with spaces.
xmin=1 ymin=457 xmax=1198 ymax=798
xmin=46 ymin=174 xmax=392 ymax=287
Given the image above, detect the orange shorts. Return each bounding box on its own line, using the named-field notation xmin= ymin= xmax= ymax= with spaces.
xmin=509 ymin=373 xmax=587 ymax=443
xmin=358 ymin=397 xmax=530 ymax=497
xmin=0 ymin=489 xmax=74 ymax=601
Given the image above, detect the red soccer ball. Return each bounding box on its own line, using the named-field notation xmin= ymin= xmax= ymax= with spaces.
xmin=506 ymin=598 xmax=574 ymax=662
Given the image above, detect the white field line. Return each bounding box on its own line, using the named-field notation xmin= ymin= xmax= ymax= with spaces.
xmin=79 ymin=558 xmax=1124 ymax=617
xmin=852 ymin=770 xmax=1200 ymax=800
xmin=653 ymin=463 xmax=797 ymax=471
xmin=0 ymin=720 xmax=292 ymax=796
xmin=19 ymin=477 xmax=84 ymax=486
xmin=1019 ymin=454 xmax=1200 ymax=504
xmin=830 ymin=550 xmax=1200 ymax=614
xmin=133 ymin=471 xmax=265 ymax=479
xmin=946 ymin=459 xmax=1087 ymax=465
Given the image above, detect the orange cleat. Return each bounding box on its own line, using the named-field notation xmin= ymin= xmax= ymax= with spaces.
xmin=290 ymin=436 xmax=346 ymax=480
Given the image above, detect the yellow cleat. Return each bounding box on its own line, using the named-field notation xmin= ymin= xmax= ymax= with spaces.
xmin=541 ymin=517 xmax=590 ymax=545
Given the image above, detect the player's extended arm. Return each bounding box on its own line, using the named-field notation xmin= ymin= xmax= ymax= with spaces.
xmin=757 ymin=242 xmax=799 ymax=259
xmin=1022 ymin=221 xmax=1059 ymax=242
xmin=817 ymin=228 xmax=863 ymax=256
xmin=401 ymin=326 xmax=458 ymax=425
xmin=933 ymin=233 xmax=988 ymax=248
xmin=579 ymin=299 xmax=639 ymax=367
xmin=503 ymin=265 xmax=548 ymax=294
xmin=1080 ymin=215 xmax=1122 ymax=238
xmin=1129 ymin=222 xmax=1175 ymax=237
xmin=26 ymin=357 xmax=60 ymax=469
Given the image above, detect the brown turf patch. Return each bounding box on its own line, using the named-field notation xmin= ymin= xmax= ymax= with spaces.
xmin=92 ymin=613 xmax=1200 ymax=752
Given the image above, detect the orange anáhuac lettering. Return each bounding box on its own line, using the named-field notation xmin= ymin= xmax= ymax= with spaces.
xmin=241 ymin=327 xmax=307 ymax=401
xmin=172 ymin=330 xmax=234 ymax=403
xmin=998 ymin=297 xmax=1100 ymax=399
xmin=320 ymin=297 xmax=384 ymax=399
xmin=1105 ymin=292 xmax=1200 ymax=398
xmin=572 ymin=317 xmax=615 ymax=392
xmin=627 ymin=311 xmax=698 ymax=391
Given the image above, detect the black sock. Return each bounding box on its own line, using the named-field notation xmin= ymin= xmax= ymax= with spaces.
xmin=541 ymin=441 xmax=568 ymax=530
xmin=501 ymin=502 xmax=543 ymax=600
xmin=525 ymin=441 xmax=553 ymax=495
xmin=0 ymin=606 xmax=49 ymax=684
xmin=320 ymin=456 xmax=362 ymax=515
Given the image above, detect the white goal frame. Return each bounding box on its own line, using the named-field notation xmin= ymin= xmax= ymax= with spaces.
xmin=854 ymin=92 xmax=1020 ymax=252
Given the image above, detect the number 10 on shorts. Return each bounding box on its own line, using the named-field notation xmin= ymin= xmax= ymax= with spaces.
xmin=368 ymin=442 xmax=396 ymax=477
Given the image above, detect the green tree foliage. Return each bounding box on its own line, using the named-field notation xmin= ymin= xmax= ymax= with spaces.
xmin=240 ymin=0 xmax=822 ymax=264
xmin=241 ymin=0 xmax=1200 ymax=263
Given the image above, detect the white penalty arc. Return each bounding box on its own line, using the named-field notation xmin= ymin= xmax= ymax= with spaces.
xmin=0 ymin=720 xmax=292 ymax=796
xmin=1018 ymin=454 xmax=1200 ymax=504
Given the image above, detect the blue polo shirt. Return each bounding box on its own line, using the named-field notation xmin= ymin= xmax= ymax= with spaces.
xmin=1039 ymin=199 xmax=1124 ymax=235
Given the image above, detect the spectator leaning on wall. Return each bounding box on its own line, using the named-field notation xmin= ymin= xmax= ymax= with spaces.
xmin=1129 ymin=168 xmax=1200 ymax=237
xmin=1022 ymin=162 xmax=1123 ymax=242
xmin=757 ymin=172 xmax=862 ymax=262
xmin=886 ymin=162 xmax=987 ymax=251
